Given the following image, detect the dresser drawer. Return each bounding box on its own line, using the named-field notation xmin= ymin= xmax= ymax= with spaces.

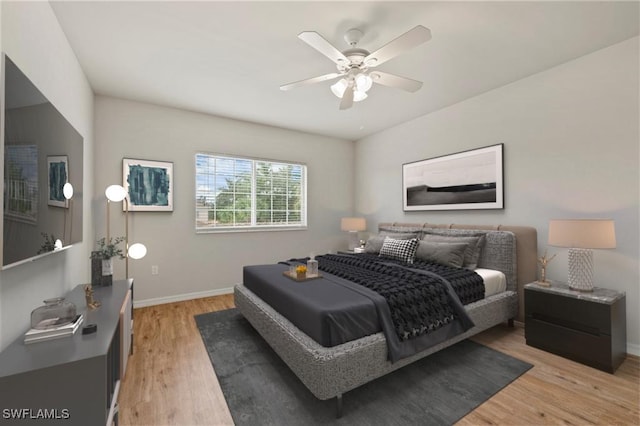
xmin=525 ymin=289 xmax=611 ymax=335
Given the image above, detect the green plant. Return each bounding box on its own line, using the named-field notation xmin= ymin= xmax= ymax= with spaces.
xmin=90 ymin=236 xmax=126 ymax=260
xmin=37 ymin=233 xmax=58 ymax=254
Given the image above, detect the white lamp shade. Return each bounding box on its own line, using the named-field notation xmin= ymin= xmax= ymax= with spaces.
xmin=105 ymin=184 xmax=127 ymax=202
xmin=341 ymin=217 xmax=367 ymax=232
xmin=330 ymin=79 xmax=369 ymax=102
xmin=63 ymin=183 xmax=74 ymax=200
xmin=355 ymin=74 xmax=373 ymax=92
xmin=54 ymin=239 xmax=63 ymax=250
xmin=128 ymin=243 xmax=147 ymax=260
xmin=548 ymin=219 xmax=616 ymax=249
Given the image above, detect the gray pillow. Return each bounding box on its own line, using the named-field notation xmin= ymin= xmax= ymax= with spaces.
xmin=364 ymin=232 xmax=419 ymax=254
xmin=421 ymin=232 xmax=486 ymax=269
xmin=415 ymin=241 xmax=468 ymax=268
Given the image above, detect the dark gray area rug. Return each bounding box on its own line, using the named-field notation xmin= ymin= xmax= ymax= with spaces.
xmin=195 ymin=308 xmax=532 ymax=426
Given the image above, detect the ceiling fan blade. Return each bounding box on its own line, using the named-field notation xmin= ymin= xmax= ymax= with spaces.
xmin=280 ymin=73 xmax=343 ymax=91
xmin=370 ymin=71 xmax=423 ymax=92
xmin=298 ymin=31 xmax=349 ymax=65
xmin=363 ymin=25 xmax=431 ymax=67
xmin=339 ymin=81 xmax=355 ymax=110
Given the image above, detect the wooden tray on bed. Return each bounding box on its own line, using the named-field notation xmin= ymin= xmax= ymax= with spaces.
xmin=282 ymin=271 xmax=323 ymax=282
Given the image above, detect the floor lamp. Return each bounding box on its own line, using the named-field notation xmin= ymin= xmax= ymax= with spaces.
xmin=105 ymin=184 xmax=147 ymax=278
xmin=62 ymin=183 xmax=74 ymax=246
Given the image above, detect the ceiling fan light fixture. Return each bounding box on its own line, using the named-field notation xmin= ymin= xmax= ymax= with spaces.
xmin=355 ymin=74 xmax=373 ymax=92
xmin=330 ymin=78 xmax=368 ymax=102
xmin=330 ymin=79 xmax=348 ymax=98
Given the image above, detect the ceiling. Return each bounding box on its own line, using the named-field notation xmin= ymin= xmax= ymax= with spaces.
xmin=49 ymin=1 xmax=639 ymax=141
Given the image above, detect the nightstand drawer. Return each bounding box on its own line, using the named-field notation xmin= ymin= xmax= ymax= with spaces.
xmin=525 ymin=289 xmax=611 ymax=334
xmin=526 ymin=318 xmax=613 ymax=372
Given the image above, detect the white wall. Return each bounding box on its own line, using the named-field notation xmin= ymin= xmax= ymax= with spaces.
xmin=94 ymin=96 xmax=354 ymax=305
xmin=0 ymin=2 xmax=94 ymax=350
xmin=355 ymin=37 xmax=639 ymax=353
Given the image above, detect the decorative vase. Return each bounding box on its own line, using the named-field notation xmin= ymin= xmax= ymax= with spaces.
xmin=31 ymin=297 xmax=77 ymax=329
xmin=91 ymin=252 xmax=113 ymax=286
xmin=91 ymin=252 xmax=102 ymax=286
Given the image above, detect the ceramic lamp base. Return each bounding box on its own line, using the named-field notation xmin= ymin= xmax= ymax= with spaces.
xmin=347 ymin=231 xmax=359 ymax=251
xmin=568 ymin=248 xmax=594 ymax=292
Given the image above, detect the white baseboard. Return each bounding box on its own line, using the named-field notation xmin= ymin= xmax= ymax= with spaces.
xmin=133 ymin=287 xmax=234 ymax=308
xmin=627 ymin=342 xmax=640 ymax=357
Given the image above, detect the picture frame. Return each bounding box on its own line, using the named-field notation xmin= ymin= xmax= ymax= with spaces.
xmin=47 ymin=155 xmax=69 ymax=208
xmin=403 ymin=143 xmax=504 ymax=211
xmin=123 ymin=158 xmax=173 ymax=212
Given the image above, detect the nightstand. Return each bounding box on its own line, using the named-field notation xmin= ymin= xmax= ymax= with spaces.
xmin=524 ymin=282 xmax=626 ymax=373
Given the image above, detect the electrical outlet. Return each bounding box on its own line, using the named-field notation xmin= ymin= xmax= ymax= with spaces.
xmin=151 ymin=265 xmax=159 ymax=275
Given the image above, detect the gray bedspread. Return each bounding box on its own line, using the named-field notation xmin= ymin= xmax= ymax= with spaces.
xmin=243 ymin=255 xmax=477 ymax=362
xmin=243 ymin=264 xmax=382 ymax=347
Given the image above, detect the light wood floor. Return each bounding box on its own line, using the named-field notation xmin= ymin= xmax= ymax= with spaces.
xmin=119 ymin=294 xmax=639 ymax=425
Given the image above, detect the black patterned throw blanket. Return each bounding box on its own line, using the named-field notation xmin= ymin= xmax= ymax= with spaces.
xmin=313 ymin=253 xmax=482 ymax=362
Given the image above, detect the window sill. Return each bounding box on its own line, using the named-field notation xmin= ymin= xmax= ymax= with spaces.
xmin=195 ymin=226 xmax=308 ymax=234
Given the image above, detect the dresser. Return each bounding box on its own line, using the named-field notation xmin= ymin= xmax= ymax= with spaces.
xmin=0 ymin=280 xmax=133 ymax=425
xmin=524 ymin=282 xmax=626 ymax=373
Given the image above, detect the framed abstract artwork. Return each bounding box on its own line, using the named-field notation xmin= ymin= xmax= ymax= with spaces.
xmin=403 ymin=144 xmax=504 ymax=211
xmin=47 ymin=155 xmax=69 ymax=208
xmin=123 ymin=158 xmax=173 ymax=212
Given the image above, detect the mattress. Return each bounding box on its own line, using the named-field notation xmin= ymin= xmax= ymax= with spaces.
xmin=475 ymin=268 xmax=507 ymax=297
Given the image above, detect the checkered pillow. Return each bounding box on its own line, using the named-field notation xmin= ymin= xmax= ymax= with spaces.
xmin=379 ymin=237 xmax=419 ymax=264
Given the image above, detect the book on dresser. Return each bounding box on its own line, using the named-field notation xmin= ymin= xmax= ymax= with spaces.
xmin=24 ymin=314 xmax=84 ymax=344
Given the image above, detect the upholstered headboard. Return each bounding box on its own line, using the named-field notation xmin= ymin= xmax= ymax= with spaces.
xmin=378 ymin=222 xmax=538 ymax=322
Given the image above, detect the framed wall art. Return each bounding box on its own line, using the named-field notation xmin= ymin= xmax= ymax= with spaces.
xmin=403 ymin=143 xmax=504 ymax=211
xmin=47 ymin=155 xmax=69 ymax=208
xmin=123 ymin=158 xmax=173 ymax=212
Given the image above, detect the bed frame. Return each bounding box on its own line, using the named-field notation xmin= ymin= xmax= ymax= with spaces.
xmin=234 ymin=223 xmax=537 ymax=416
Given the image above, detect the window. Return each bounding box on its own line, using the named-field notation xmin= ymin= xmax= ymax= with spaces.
xmin=195 ymin=153 xmax=306 ymax=232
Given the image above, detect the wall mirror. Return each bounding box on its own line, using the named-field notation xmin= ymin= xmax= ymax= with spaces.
xmin=2 ymin=54 xmax=84 ymax=269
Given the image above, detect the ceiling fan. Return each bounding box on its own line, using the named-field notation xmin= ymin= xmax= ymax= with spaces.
xmin=280 ymin=25 xmax=431 ymax=110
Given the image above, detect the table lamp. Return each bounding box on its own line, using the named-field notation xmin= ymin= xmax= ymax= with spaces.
xmin=341 ymin=217 xmax=366 ymax=251
xmin=548 ymin=219 xmax=616 ymax=292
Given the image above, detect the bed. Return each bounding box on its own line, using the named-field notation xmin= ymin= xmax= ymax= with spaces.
xmin=234 ymin=222 xmax=537 ymax=416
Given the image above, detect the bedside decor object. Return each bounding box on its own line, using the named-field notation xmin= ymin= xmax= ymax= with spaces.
xmin=105 ymin=184 xmax=148 ymax=279
xmin=536 ymin=250 xmax=556 ymax=286
xmin=341 ymin=217 xmax=367 ymax=251
xmin=31 ymin=297 xmax=77 ymax=330
xmin=548 ymin=219 xmax=616 ymax=292
xmin=403 ymin=144 xmax=503 ymax=211
xmin=122 ymin=158 xmax=173 ymax=211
